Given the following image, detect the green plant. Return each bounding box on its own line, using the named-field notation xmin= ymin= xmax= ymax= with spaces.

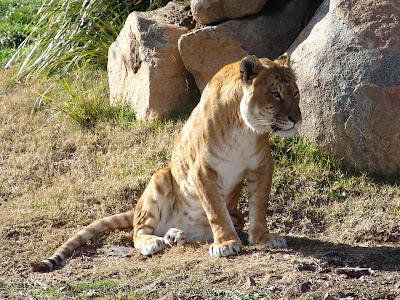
xmin=270 ymin=135 xmax=338 ymax=171
xmin=0 ymin=48 xmax=14 ymax=64
xmin=39 ymin=70 xmax=136 ymax=128
xmin=33 ymin=287 xmax=62 ymax=299
xmin=0 ymin=0 xmax=42 ymax=63
xmin=71 ymin=279 xmax=126 ymax=293
xmin=8 ymin=0 xmax=177 ymax=80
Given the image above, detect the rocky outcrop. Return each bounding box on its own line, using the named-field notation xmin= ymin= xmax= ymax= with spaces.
xmin=107 ymin=0 xmax=398 ymax=176
xmin=179 ymin=0 xmax=317 ymax=91
xmin=107 ymin=0 xmax=320 ymax=120
xmin=191 ymin=0 xmax=267 ymax=25
xmin=107 ymin=2 xmax=196 ymax=121
xmin=290 ymin=0 xmax=400 ymax=176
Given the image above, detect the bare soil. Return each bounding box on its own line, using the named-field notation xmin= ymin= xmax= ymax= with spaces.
xmin=2 ymin=235 xmax=400 ymax=299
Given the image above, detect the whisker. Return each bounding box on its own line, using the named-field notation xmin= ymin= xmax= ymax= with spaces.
xmin=251 ymin=118 xmax=274 ymax=126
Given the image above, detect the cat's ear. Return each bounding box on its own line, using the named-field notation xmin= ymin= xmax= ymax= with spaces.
xmin=275 ymin=52 xmax=290 ymax=67
xmin=240 ymin=55 xmax=262 ymax=83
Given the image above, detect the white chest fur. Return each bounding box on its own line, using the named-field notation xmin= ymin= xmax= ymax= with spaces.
xmin=209 ymin=127 xmax=260 ymax=199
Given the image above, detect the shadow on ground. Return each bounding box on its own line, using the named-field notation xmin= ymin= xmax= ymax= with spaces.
xmin=279 ymin=236 xmax=399 ymax=272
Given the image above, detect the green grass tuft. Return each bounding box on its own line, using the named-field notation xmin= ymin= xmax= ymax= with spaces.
xmin=33 ymin=287 xmax=62 ymax=299
xmin=38 ymin=69 xmax=136 ymax=128
xmin=270 ymin=135 xmax=339 ymax=171
xmin=71 ymin=279 xmax=126 ymax=293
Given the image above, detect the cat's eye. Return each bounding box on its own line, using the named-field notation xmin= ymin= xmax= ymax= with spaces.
xmin=272 ymin=92 xmax=282 ymax=102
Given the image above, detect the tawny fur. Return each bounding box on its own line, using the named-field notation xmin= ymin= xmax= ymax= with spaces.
xmin=33 ymin=54 xmax=301 ymax=272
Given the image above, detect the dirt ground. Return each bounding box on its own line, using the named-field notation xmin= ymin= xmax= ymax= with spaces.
xmin=1 ymin=232 xmax=399 ymax=299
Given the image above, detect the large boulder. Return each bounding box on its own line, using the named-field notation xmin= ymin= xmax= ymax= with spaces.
xmin=179 ymin=0 xmax=319 ymax=91
xmin=290 ymin=0 xmax=400 ymax=176
xmin=191 ymin=0 xmax=267 ymax=25
xmin=108 ymin=2 xmax=196 ymax=121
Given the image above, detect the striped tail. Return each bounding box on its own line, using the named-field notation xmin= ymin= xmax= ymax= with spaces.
xmin=32 ymin=211 xmax=134 ymax=272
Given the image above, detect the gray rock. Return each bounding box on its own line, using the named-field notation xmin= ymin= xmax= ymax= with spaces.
xmin=179 ymin=0 xmax=317 ymax=91
xmin=300 ymin=282 xmax=311 ymax=293
xmin=323 ymin=293 xmax=336 ymax=300
xmin=335 ymin=267 xmax=373 ymax=278
xmin=247 ymin=276 xmax=256 ymax=286
xmin=290 ymin=0 xmax=400 ymax=176
xmin=108 ymin=1 xmax=196 ymax=121
xmin=98 ymin=246 xmax=135 ymax=257
xmin=191 ymin=0 xmax=267 ymax=25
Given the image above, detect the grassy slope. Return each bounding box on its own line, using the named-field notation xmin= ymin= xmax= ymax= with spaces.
xmin=0 ymin=69 xmax=399 ymax=299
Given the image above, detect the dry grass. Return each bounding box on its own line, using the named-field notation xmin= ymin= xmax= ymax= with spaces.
xmin=0 ymin=69 xmax=399 ymax=299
